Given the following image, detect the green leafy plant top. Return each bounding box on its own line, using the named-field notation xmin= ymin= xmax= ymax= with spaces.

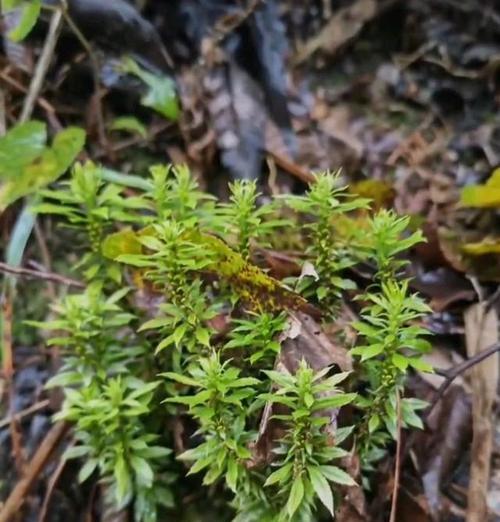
xmin=31 ymin=165 xmax=433 ymax=521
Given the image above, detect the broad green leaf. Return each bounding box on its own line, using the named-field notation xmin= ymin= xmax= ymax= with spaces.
xmin=407 ymin=357 xmax=433 ymax=373
xmin=308 ymin=465 xmax=334 ymax=517
xmin=162 ymin=372 xmax=199 ymax=388
xmin=110 ymin=116 xmax=147 ymax=138
xmin=368 ymin=414 xmax=380 ymax=433
xmin=319 ymin=466 xmax=356 ymax=486
xmin=351 ymin=343 xmax=384 ymax=361
xmin=130 ymin=456 xmax=154 ymax=488
xmin=195 ymin=327 xmax=211 ymax=347
xmin=286 ymin=476 xmax=304 ymax=518
xmin=6 ymin=0 xmax=41 ymax=42
xmin=391 ymin=353 xmax=408 ymax=371
xmin=115 ymin=455 xmax=132 ymax=503
xmin=63 ymin=445 xmax=91 ymax=460
xmin=0 ymin=120 xmax=46 ymax=176
xmin=226 ymin=457 xmax=239 ymax=493
xmin=0 ymin=126 xmax=85 ymax=211
xmin=312 ymin=392 xmax=357 ymax=411
xmin=122 ymin=58 xmax=179 ymax=121
xmin=319 ymin=465 xmax=356 ymax=486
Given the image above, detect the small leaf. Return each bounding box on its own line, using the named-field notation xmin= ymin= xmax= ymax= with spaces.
xmin=162 ymin=372 xmax=199 ymax=388
xmin=78 ymin=458 xmax=98 ymax=483
xmin=121 ymin=58 xmax=179 ymax=120
xmin=195 ymin=327 xmax=211 ymax=347
xmin=226 ymin=457 xmax=239 ymax=493
xmin=391 ymin=353 xmax=408 ymax=371
xmin=368 ymin=414 xmax=380 ymax=433
xmin=110 ymin=116 xmax=147 ymax=138
xmin=264 ymin=463 xmax=292 ymax=486
xmin=63 ymin=445 xmax=91 ymax=460
xmin=130 ymin=456 xmax=154 ymax=488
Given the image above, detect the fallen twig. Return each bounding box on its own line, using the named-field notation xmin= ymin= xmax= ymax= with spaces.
xmin=0 ymin=399 xmax=50 ymax=430
xmin=38 ymin=439 xmax=73 ymax=522
xmin=424 ymin=341 xmax=500 ymax=422
xmin=266 ymin=149 xmax=315 ymax=184
xmin=0 ymin=421 xmax=70 ymax=522
xmin=0 ymin=262 xmax=85 ymax=288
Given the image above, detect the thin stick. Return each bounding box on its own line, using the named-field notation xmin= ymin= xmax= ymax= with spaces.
xmin=38 ymin=439 xmax=72 ymax=522
xmin=19 ymin=8 xmax=63 ymax=123
xmin=0 ymin=71 xmax=56 ymax=116
xmin=0 ymin=399 xmax=50 ymax=430
xmin=424 ymin=341 xmax=500 ymax=422
xmin=0 ymin=262 xmax=84 ymax=288
xmin=0 ymin=421 xmax=70 ymax=522
xmin=389 ymin=391 xmax=402 ymax=522
xmin=266 ymin=149 xmax=316 ymax=184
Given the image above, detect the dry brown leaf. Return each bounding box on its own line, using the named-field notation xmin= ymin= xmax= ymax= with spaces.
xmin=279 ymin=311 xmax=352 ymax=373
xmin=464 ymin=302 xmax=499 ymax=522
xmin=250 ymin=312 xmax=352 ymax=466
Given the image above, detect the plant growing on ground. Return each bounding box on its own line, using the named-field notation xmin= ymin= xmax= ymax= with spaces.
xmin=36 ymin=161 xmax=144 ymax=282
xmin=165 ymin=353 xmax=259 ymax=492
xmin=216 ymin=180 xmax=284 ymax=259
xmin=351 ymin=211 xmax=432 ymax=468
xmin=31 ymin=166 xmax=432 ymax=520
xmin=224 ymin=311 xmax=288 ymax=365
xmin=285 ymin=171 xmax=369 ymax=315
xmin=260 ymin=362 xmax=357 ymax=520
xmin=31 ymin=283 xmax=173 ymax=522
xmin=56 ymin=377 xmax=174 ymax=522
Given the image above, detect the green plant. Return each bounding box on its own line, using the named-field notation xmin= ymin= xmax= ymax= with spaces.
xmin=30 ymin=165 xmax=433 ymax=520
xmin=285 ymin=172 xmax=369 ymax=314
xmin=56 ymin=377 xmax=174 ymax=521
xmin=165 ymin=353 xmax=259 ymax=492
xmin=2 ymin=0 xmax=41 ymax=42
xmin=224 ymin=311 xmax=287 ymax=365
xmin=216 ymin=180 xmax=284 ymax=259
xmin=261 ymin=362 xmax=356 ymax=520
xmin=30 ymin=283 xmax=139 ymax=385
xmin=119 ymin=220 xmax=220 ymax=368
xmin=351 ymin=211 xmax=432 ymax=468
xmin=36 ymin=161 xmax=143 ymax=282
xmin=146 ymin=164 xmax=215 ymax=225
xmin=29 ymin=282 xmax=173 ymax=521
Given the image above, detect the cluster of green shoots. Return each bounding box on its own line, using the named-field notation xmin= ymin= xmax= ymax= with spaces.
xmin=32 ymin=164 xmax=432 ymax=521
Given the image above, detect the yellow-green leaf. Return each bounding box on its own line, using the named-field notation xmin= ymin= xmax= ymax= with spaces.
xmin=102 ymin=229 xmax=142 ymax=259
xmin=0 ymin=126 xmax=85 ymax=211
xmin=0 ymin=120 xmax=46 ymax=176
xmin=4 ymin=0 xmax=41 ymax=42
xmin=461 ymin=168 xmax=500 ymax=208
xmin=461 ymin=239 xmax=500 ymax=255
